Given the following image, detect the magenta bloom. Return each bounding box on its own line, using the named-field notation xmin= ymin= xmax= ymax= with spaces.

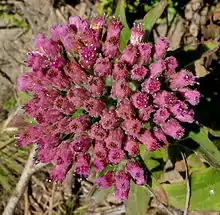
xmin=132 ymin=92 xmax=149 ymax=108
xmin=138 ymin=130 xmax=160 ymax=151
xmin=138 ymin=43 xmax=152 ymax=64
xmin=96 ymin=171 xmax=115 ymax=190
xmin=162 ymin=118 xmax=185 ymax=139
xmin=100 ymin=110 xmax=120 ymax=130
xmin=131 ymin=65 xmax=148 ymax=81
xmin=126 ymin=160 xmax=146 ymax=185
xmin=169 ymin=69 xmax=196 ymax=90
xmin=106 ymin=128 xmax=124 ymax=149
xmin=111 ymin=80 xmax=131 ymax=99
xmin=71 ymin=135 xmax=91 ymax=153
xmin=124 ymin=136 xmax=140 ymax=157
xmin=108 ymin=149 xmax=125 ymax=163
xmin=17 ymin=15 xmax=200 ymax=201
xmin=154 ymin=37 xmax=170 ymax=60
xmin=115 ymin=170 xmax=130 ymax=201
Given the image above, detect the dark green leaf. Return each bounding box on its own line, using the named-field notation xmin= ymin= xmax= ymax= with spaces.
xmin=163 ymin=168 xmax=220 ymax=210
xmin=114 ymin=0 xmax=130 ymax=51
xmin=167 ymin=41 xmax=219 ymax=68
xmin=126 ymin=181 xmax=150 ymax=215
xmin=143 ymin=0 xmax=167 ymax=40
xmin=189 ymin=128 xmax=220 ymax=169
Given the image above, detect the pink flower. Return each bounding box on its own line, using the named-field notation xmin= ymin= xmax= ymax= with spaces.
xmin=50 ymin=24 xmax=73 ymax=41
xmin=51 ymin=164 xmax=70 ymax=183
xmin=34 ymin=34 xmax=60 ymax=57
xmin=149 ymin=60 xmax=166 ymax=77
xmin=115 ymin=170 xmax=130 ymax=201
xmin=165 ymin=56 xmax=178 ymax=76
xmin=126 ymin=160 xmax=146 ymax=185
xmin=169 ymin=101 xmax=194 ymax=123
xmin=89 ymin=123 xmax=107 ymax=141
xmin=106 ymin=18 xmax=123 ymax=40
xmin=111 ymin=80 xmax=131 ymax=99
xmin=154 ymin=37 xmax=170 ymax=60
xmin=131 ymin=65 xmax=148 ymax=81
xmin=75 ymin=153 xmax=91 ymax=177
xmin=141 ymin=78 xmax=161 ymax=94
xmin=96 ymin=171 xmax=115 ymax=190
xmin=69 ymin=16 xmax=89 ymax=32
xmin=120 ymin=44 xmax=138 ymax=66
xmin=84 ymin=97 xmax=105 ymax=117
xmin=130 ymin=24 xmax=144 ymax=45
xmin=179 ymin=88 xmax=200 ymax=106
xmin=17 ymin=73 xmax=34 ymax=92
xmin=103 ymin=37 xmax=120 ymax=58
xmin=87 ymin=76 xmax=104 ymax=96
xmin=69 ymin=116 xmax=89 ymax=133
xmin=132 ymin=92 xmax=149 ymax=109
xmin=80 ymin=45 xmax=97 ymax=69
xmin=169 ymin=69 xmax=196 ymax=90
xmin=112 ymin=60 xmax=128 ymax=80
xmin=123 ymin=118 xmax=142 ymax=137
xmin=138 ymin=130 xmax=160 ymax=151
xmin=138 ymin=106 xmax=154 ymax=122
xmin=106 ymin=128 xmax=124 ymax=149
xmin=153 ymin=108 xmax=170 ymax=125
xmin=64 ymin=61 xmax=87 ymax=84
xmin=153 ymin=127 xmax=168 ymax=145
xmin=153 ymin=91 xmax=177 ymax=108
xmin=108 ymin=149 xmax=125 ymax=163
xmin=71 ymin=135 xmax=91 ymax=153
xmin=162 ymin=118 xmax=185 ymax=139
xmin=94 ymin=57 xmax=112 ymax=77
xmin=93 ymin=140 xmax=108 ymax=160
xmin=93 ymin=159 xmax=107 ymax=172
xmin=67 ymin=87 xmax=90 ymax=108
xmin=54 ymin=143 xmax=73 ymax=165
xmin=138 ymin=43 xmax=152 ymax=64
xmin=100 ymin=110 xmax=120 ymax=130
xmin=124 ymin=136 xmax=140 ymax=157
xmin=116 ymin=99 xmax=134 ymax=119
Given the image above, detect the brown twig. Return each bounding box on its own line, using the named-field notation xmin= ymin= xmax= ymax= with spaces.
xmin=3 ymin=145 xmax=47 ymax=215
xmin=181 ymin=152 xmax=191 ymax=215
xmin=144 ymin=185 xmax=173 ymax=215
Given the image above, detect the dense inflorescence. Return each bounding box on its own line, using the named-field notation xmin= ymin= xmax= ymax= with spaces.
xmin=17 ymin=16 xmax=200 ymax=201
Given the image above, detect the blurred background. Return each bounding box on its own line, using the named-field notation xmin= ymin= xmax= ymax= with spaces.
xmin=0 ymin=0 xmax=219 ymax=214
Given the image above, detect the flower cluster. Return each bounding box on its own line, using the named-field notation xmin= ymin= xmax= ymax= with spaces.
xmin=17 ymin=16 xmax=200 ymax=201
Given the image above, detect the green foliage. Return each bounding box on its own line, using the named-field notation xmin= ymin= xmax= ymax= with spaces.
xmin=126 ymin=181 xmax=150 ymax=215
xmin=143 ymin=0 xmax=167 ymax=40
xmin=72 ymin=109 xmax=84 ymax=119
xmin=189 ymin=128 xmax=220 ymax=169
xmin=3 ymin=98 xmax=17 ymax=112
xmin=114 ymin=0 xmax=130 ymax=51
xmin=163 ymin=168 xmax=220 ymax=210
xmin=0 ymin=5 xmax=28 ymax=28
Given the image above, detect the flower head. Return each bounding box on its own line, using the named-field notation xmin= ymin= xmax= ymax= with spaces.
xmin=17 ymin=15 xmax=200 ymax=201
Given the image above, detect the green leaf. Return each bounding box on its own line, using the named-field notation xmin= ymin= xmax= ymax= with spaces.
xmin=92 ymin=186 xmax=114 ymax=202
xmin=126 ymin=181 xmax=150 ymax=215
xmin=189 ymin=128 xmax=220 ymax=169
xmin=168 ymin=41 xmax=220 ymax=68
xmin=114 ymin=0 xmax=130 ymax=51
xmin=143 ymin=0 xmax=167 ymax=40
xmin=72 ymin=109 xmax=84 ymax=119
xmin=163 ymin=168 xmax=220 ymax=210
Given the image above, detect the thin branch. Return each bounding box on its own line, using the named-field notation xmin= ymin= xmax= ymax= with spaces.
xmin=3 ymin=145 xmax=47 ymax=215
xmin=181 ymin=152 xmax=191 ymax=215
xmin=144 ymin=184 xmax=173 ymax=215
